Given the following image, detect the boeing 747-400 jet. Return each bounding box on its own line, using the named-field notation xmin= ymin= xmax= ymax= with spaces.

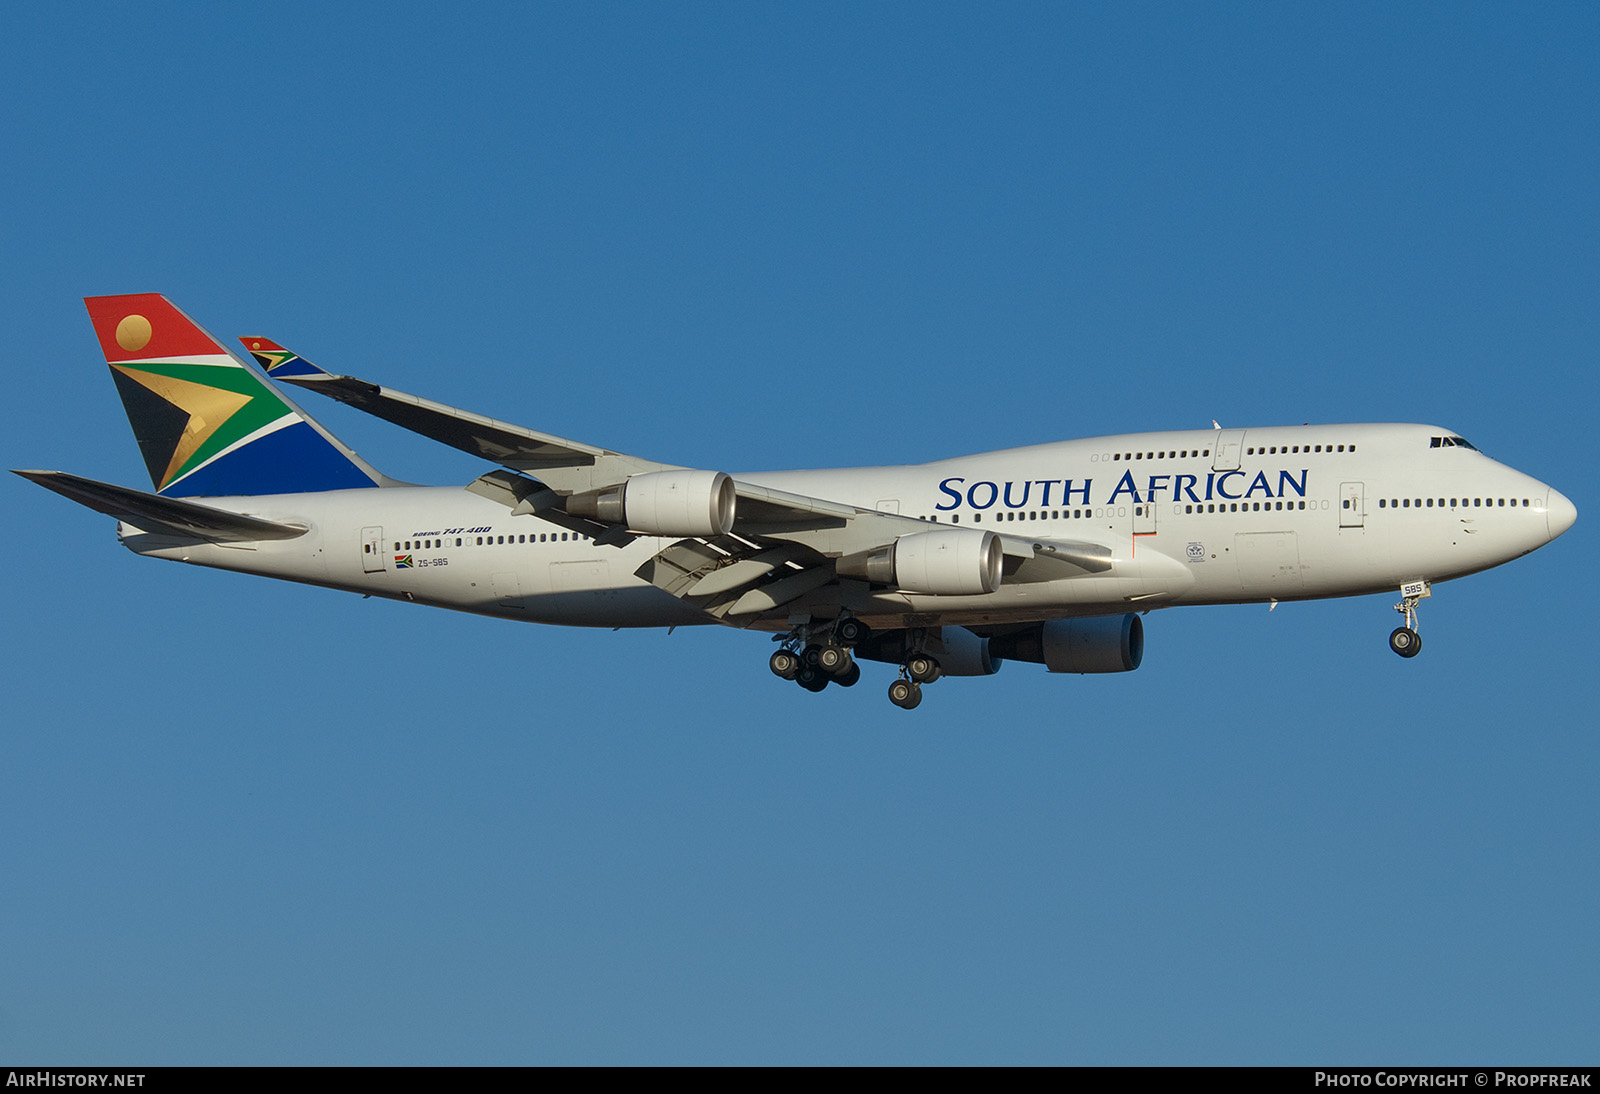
xmin=17 ymin=294 xmax=1577 ymax=708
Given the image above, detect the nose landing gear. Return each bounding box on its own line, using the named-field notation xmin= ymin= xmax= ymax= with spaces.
xmin=1389 ymin=580 xmax=1429 ymax=659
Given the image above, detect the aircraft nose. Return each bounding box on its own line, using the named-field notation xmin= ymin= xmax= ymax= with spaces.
xmin=1546 ymin=488 xmax=1577 ymax=540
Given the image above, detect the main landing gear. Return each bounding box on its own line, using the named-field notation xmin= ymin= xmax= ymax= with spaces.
xmin=769 ymin=620 xmax=866 ymax=694
xmin=1389 ymin=580 xmax=1429 ymax=659
xmin=769 ymin=620 xmax=945 ymax=710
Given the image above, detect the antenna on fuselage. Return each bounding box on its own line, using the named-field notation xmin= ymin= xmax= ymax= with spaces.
xmin=1211 ymin=419 xmax=1222 ymax=430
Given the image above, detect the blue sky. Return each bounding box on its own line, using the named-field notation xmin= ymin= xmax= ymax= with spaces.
xmin=2 ymin=3 xmax=1595 ymax=1064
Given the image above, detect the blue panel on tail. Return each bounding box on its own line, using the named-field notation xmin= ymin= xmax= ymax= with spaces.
xmin=160 ymin=421 xmax=380 ymax=497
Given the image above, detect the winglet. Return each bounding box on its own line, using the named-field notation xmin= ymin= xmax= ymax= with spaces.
xmin=239 ymin=337 xmax=334 ymax=380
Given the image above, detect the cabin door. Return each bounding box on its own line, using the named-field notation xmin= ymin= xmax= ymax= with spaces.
xmin=361 ymin=526 xmax=386 ymax=573
xmin=1339 ymin=482 xmax=1365 ymax=528
xmin=1133 ymin=500 xmax=1157 ymax=535
xmin=1213 ymin=430 xmax=1247 ymax=471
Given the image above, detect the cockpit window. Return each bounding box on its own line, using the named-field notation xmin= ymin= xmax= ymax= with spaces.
xmin=1430 ymin=435 xmax=1480 ymax=450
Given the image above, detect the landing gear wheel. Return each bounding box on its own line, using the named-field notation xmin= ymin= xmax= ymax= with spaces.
xmin=769 ymin=649 xmax=802 ymax=680
xmin=796 ymin=666 xmax=831 ymax=692
xmin=888 ymin=679 xmax=922 ymax=709
xmin=1389 ymin=627 xmax=1422 ymax=658
xmin=906 ymin=655 xmax=941 ymax=684
xmin=802 ymin=644 xmax=823 ymax=668
xmin=836 ymin=618 xmax=870 ymax=646
xmin=834 ymin=662 xmax=861 ymax=688
xmin=817 ymin=645 xmax=853 ymax=675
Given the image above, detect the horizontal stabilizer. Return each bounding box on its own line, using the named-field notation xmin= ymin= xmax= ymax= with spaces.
xmin=14 ymin=470 xmax=307 ymax=542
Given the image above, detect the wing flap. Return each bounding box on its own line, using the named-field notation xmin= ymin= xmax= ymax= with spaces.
xmin=724 ymin=566 xmax=837 ymax=616
xmin=15 ymin=470 xmax=307 ymax=542
xmin=684 ymin=546 xmax=805 ymax=599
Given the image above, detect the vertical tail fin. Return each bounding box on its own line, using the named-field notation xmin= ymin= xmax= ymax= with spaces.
xmin=85 ymin=294 xmax=385 ymax=496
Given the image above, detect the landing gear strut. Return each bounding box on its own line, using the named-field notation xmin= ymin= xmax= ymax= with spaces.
xmin=1390 ymin=580 xmax=1429 ymax=659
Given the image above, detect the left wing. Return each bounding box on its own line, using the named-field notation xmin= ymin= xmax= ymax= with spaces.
xmin=246 ymin=340 xmax=1115 ymax=620
xmin=242 ymin=337 xmax=664 ymax=492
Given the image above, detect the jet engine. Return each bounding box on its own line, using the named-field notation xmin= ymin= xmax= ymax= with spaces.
xmin=850 ymin=625 xmax=1001 ymax=676
xmin=933 ymin=625 xmax=1002 ymax=676
xmin=838 ymin=528 xmax=1003 ymax=596
xmin=566 ymin=470 xmax=736 ymax=538
xmin=989 ymin=614 xmax=1144 ymax=673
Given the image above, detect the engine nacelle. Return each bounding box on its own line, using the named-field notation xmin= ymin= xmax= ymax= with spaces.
xmin=990 ymin=614 xmax=1144 ymax=673
xmin=838 ymin=528 xmax=1002 ymax=596
xmin=933 ymin=626 xmax=1002 ymax=676
xmin=566 ymin=470 xmax=736 ymax=538
xmin=850 ymin=625 xmax=1001 ymax=676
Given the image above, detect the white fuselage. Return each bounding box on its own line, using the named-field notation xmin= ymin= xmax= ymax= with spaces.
xmin=120 ymin=423 xmax=1572 ymax=632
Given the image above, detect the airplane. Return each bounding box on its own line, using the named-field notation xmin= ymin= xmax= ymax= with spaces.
xmin=17 ymin=293 xmax=1577 ymax=709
